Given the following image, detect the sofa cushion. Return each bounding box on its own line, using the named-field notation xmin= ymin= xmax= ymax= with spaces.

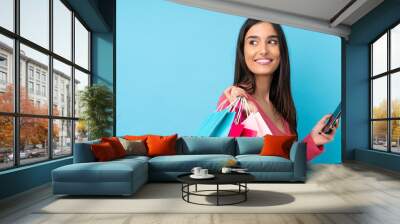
xmin=236 ymin=155 xmax=293 ymax=172
xmin=148 ymin=154 xmax=235 ymax=172
xmin=259 ymin=135 xmax=296 ymax=159
xmin=177 ymin=137 xmax=235 ymax=155
xmin=147 ymin=134 xmax=178 ymax=157
xmin=236 ymin=137 xmax=264 ymax=155
xmin=124 ymin=135 xmax=149 ymax=141
xmin=101 ymin=137 xmax=127 ymax=158
xmin=91 ymin=142 xmax=118 ymax=161
xmin=119 ymin=138 xmax=147 ymax=156
xmin=52 ymin=159 xmax=147 ymax=183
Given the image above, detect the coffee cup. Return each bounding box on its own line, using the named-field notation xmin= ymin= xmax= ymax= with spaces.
xmin=199 ymin=169 xmax=208 ymax=176
xmin=221 ymin=167 xmax=232 ymax=174
xmin=191 ymin=167 xmax=202 ymax=176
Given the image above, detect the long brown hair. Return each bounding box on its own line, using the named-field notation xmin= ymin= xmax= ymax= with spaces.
xmin=234 ymin=19 xmax=297 ymax=136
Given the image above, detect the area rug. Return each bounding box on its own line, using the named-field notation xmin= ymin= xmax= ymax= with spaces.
xmin=37 ymin=183 xmax=362 ymax=214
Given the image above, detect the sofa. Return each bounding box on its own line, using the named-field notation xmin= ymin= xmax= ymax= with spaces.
xmin=52 ymin=136 xmax=306 ymax=196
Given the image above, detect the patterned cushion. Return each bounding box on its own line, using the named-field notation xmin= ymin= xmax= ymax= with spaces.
xmin=119 ymin=138 xmax=147 ymax=156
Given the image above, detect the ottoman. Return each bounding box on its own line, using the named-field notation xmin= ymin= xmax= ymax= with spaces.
xmin=52 ymin=158 xmax=148 ymax=196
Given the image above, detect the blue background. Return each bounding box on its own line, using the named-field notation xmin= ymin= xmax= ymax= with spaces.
xmin=116 ymin=0 xmax=341 ymax=163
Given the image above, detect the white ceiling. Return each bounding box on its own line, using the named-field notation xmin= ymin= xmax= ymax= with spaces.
xmin=170 ymin=0 xmax=384 ymax=39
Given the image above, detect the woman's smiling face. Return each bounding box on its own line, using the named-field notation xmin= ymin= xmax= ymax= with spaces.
xmin=244 ymin=22 xmax=281 ymax=76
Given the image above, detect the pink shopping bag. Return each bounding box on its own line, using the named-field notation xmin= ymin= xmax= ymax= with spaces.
xmin=228 ymin=98 xmax=246 ymax=137
xmin=241 ymin=128 xmax=257 ymax=137
xmin=241 ymin=112 xmax=272 ymax=137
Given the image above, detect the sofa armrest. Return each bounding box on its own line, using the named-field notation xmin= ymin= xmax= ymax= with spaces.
xmin=289 ymin=141 xmax=306 ymax=182
xmin=73 ymin=140 xmax=100 ymax=163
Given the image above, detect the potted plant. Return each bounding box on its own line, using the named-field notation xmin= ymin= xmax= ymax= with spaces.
xmin=79 ymin=84 xmax=113 ymax=140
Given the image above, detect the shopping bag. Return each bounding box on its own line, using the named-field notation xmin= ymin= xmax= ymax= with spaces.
xmin=228 ymin=97 xmax=246 ymax=137
xmin=210 ymin=110 xmax=236 ymax=137
xmin=241 ymin=127 xmax=258 ymax=137
xmin=235 ymin=97 xmax=271 ymax=137
xmin=242 ymin=112 xmax=272 ymax=137
xmin=196 ymin=98 xmax=240 ymax=137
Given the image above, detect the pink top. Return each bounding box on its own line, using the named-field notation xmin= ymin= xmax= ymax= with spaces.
xmin=217 ymin=94 xmax=324 ymax=161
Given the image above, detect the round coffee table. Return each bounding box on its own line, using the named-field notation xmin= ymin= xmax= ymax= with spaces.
xmin=177 ymin=173 xmax=255 ymax=206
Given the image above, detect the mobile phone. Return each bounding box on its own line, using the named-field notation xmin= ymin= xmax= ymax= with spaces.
xmin=321 ymin=103 xmax=341 ymax=134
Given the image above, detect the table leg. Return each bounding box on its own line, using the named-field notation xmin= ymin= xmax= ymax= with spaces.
xmin=245 ymin=183 xmax=247 ymax=201
xmin=187 ymin=184 xmax=190 ymax=202
xmin=217 ymin=184 xmax=219 ymax=206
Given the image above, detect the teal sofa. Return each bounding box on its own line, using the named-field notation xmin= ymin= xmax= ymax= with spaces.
xmin=52 ymin=137 xmax=306 ymax=196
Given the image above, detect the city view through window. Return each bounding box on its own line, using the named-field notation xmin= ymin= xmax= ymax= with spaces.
xmin=0 ymin=0 xmax=91 ymax=170
xmin=371 ymin=23 xmax=400 ymax=153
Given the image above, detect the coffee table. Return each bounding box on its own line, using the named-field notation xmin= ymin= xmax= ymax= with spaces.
xmin=177 ymin=172 xmax=255 ymax=206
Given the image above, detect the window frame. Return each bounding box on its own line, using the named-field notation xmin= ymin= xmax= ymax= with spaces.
xmin=0 ymin=0 xmax=92 ymax=171
xmin=370 ymin=20 xmax=400 ymax=154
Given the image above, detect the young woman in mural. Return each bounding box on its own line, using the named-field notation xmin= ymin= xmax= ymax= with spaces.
xmin=218 ymin=19 xmax=339 ymax=161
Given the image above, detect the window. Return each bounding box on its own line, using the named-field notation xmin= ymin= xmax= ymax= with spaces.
xmin=0 ymin=71 xmax=6 ymax=84
xmin=0 ymin=34 xmax=13 ymax=113
xmin=0 ymin=0 xmax=91 ymax=170
xmin=53 ymin=59 xmax=71 ymax=117
xmin=0 ymin=116 xmax=13 ymax=170
xmin=36 ymin=83 xmax=40 ymax=95
xmin=20 ymin=0 xmax=49 ymax=49
xmin=0 ymin=55 xmax=7 ymax=67
xmin=371 ymin=23 xmax=400 ymax=154
xmin=53 ymin=119 xmax=72 ymax=158
xmin=0 ymin=0 xmax=14 ymax=32
xmin=28 ymin=67 xmax=34 ymax=80
xmin=28 ymin=81 xmax=34 ymax=94
xmin=74 ymin=69 xmax=89 ymax=118
xmin=42 ymin=85 xmax=46 ymax=97
xmin=53 ymin=0 xmax=72 ymax=60
xmin=75 ymin=18 xmax=89 ymax=70
xmin=35 ymin=70 xmax=40 ymax=81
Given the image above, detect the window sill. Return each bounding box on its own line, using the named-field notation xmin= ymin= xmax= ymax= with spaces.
xmin=355 ymin=148 xmax=400 ymax=173
xmin=0 ymin=156 xmax=72 ymax=176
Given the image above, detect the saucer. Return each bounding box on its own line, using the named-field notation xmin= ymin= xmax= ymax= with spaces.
xmin=190 ymin=174 xmax=215 ymax=179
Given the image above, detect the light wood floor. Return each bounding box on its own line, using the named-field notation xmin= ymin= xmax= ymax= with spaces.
xmin=1 ymin=161 xmax=400 ymax=224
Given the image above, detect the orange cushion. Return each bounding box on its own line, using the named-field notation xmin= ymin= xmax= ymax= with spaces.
xmin=259 ymin=135 xmax=297 ymax=159
xmin=101 ymin=137 xmax=127 ymax=158
xmin=124 ymin=135 xmax=149 ymax=141
xmin=91 ymin=142 xmax=117 ymax=161
xmin=146 ymin=134 xmax=178 ymax=157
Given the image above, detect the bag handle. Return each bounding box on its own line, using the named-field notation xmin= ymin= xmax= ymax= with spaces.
xmin=240 ymin=97 xmax=251 ymax=117
xmin=217 ymin=97 xmax=241 ymax=112
xmin=233 ymin=97 xmax=244 ymax=124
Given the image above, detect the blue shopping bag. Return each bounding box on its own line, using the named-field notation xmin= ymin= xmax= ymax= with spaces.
xmin=196 ymin=109 xmax=236 ymax=137
xmin=196 ymin=98 xmax=241 ymax=137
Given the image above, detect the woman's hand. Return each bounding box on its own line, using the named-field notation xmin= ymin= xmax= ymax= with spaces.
xmin=223 ymin=86 xmax=257 ymax=113
xmin=310 ymin=114 xmax=340 ymax=146
xmin=224 ymin=86 xmax=248 ymax=103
